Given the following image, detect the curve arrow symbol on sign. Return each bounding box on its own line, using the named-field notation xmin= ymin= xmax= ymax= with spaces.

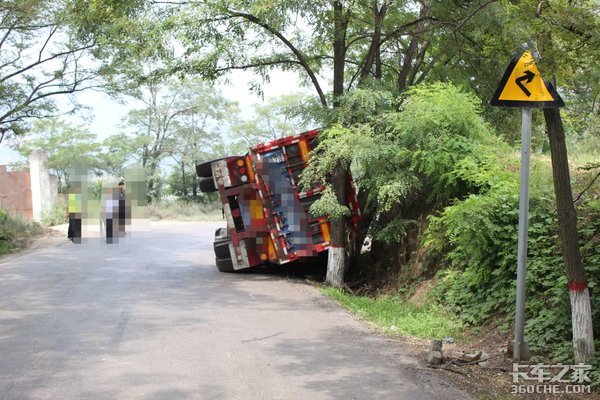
xmin=515 ymin=70 xmax=535 ymax=97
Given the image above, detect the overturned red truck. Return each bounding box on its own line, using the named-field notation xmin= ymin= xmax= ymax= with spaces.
xmin=196 ymin=129 xmax=360 ymax=272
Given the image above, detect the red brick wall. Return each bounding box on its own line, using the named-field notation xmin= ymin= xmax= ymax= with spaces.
xmin=0 ymin=165 xmax=33 ymax=221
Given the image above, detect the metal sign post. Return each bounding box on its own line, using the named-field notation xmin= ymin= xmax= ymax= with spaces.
xmin=490 ymin=44 xmax=564 ymax=361
xmin=514 ymin=107 xmax=532 ymax=361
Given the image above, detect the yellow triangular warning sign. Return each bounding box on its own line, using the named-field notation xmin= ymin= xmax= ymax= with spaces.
xmin=491 ymin=49 xmax=564 ymax=108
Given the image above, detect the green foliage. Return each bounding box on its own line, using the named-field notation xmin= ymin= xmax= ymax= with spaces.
xmin=303 ymin=83 xmax=494 ymax=244
xmin=40 ymin=200 xmax=68 ymax=227
xmin=98 ymin=133 xmax=136 ymax=178
xmin=373 ymin=218 xmax=417 ymax=246
xmin=0 ymin=0 xmax=147 ymax=142
xmin=301 ymin=123 xmax=358 ymax=190
xmin=166 ymin=168 xmax=219 ymax=204
xmin=167 ymin=169 xmax=196 ymax=199
xmin=144 ymin=166 xmax=165 ymax=203
xmin=426 ymin=158 xmax=600 ymax=362
xmin=383 ymin=83 xmax=493 ymax=206
xmin=0 ymin=209 xmax=43 ymax=254
xmin=589 ymin=348 xmax=600 ymax=389
xmin=322 ymin=287 xmax=463 ymax=340
xmin=309 ymin=187 xmax=350 ymax=219
xmin=300 ymin=123 xmax=367 ymax=219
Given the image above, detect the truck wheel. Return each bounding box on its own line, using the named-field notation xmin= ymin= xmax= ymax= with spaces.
xmin=215 ymin=256 xmax=234 ymax=272
xmin=214 ymin=240 xmax=231 ymax=258
xmin=196 ymin=160 xmax=216 ymax=178
xmin=199 ymin=176 xmax=218 ymax=193
xmin=197 ymin=157 xmax=232 ymax=178
xmin=215 ymin=227 xmax=229 ymax=241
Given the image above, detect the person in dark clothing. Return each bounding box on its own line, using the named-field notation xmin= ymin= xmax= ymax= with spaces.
xmin=67 ymin=184 xmax=82 ymax=243
xmin=102 ymin=181 xmax=128 ymax=243
xmin=103 ymin=186 xmax=117 ymax=243
xmin=118 ymin=180 xmax=126 ymax=237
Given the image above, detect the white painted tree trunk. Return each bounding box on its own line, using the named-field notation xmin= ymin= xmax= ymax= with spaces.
xmin=326 ymin=247 xmax=345 ymax=288
xmin=569 ymin=288 xmax=595 ymax=363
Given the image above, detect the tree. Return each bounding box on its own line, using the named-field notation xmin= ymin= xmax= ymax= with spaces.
xmin=533 ymin=0 xmax=597 ymax=364
xmin=169 ymin=80 xmax=236 ymax=199
xmin=123 ymin=78 xmax=235 ymax=201
xmin=544 ymin=106 xmax=595 ymax=363
xmin=98 ymin=133 xmax=136 ymax=179
xmin=166 ymin=168 xmax=197 ymax=199
xmin=232 ymin=93 xmax=311 ymax=148
xmin=0 ymin=0 xmax=143 ymax=145
xmin=11 ymin=118 xmax=101 ymax=190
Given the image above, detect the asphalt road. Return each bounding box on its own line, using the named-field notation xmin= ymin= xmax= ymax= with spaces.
xmin=0 ymin=221 xmax=471 ymax=400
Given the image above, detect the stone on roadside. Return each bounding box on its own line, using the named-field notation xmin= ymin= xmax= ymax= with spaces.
xmin=444 ymin=349 xmax=465 ymax=361
xmin=461 ymin=351 xmax=482 ymax=362
xmin=478 ymin=352 xmax=491 ymax=367
xmin=430 ymin=339 xmax=443 ymax=352
xmin=427 ymin=350 xmax=443 ymax=365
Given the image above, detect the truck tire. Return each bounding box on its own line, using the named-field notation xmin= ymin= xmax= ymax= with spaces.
xmin=215 ymin=227 xmax=228 ymax=241
xmin=196 ymin=160 xmax=216 ymax=178
xmin=215 ymin=256 xmax=234 ymax=272
xmin=214 ymin=240 xmax=231 ymax=258
xmin=197 ymin=157 xmax=233 ymax=178
xmin=199 ymin=176 xmax=218 ymax=193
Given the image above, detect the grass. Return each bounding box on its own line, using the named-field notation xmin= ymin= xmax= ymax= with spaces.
xmin=321 ymin=287 xmax=464 ymax=340
xmin=148 ymin=200 xmax=223 ymax=221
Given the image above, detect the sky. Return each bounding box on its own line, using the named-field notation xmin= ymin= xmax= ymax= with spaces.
xmin=0 ymin=68 xmax=313 ymax=166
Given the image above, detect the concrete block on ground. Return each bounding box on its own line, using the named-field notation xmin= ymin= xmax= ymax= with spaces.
xmin=427 ymin=350 xmax=443 ymax=365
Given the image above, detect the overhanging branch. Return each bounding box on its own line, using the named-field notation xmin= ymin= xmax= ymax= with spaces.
xmin=227 ymin=9 xmax=327 ymax=107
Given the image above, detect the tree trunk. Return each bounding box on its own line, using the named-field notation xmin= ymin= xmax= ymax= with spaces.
xmin=181 ymin=163 xmax=187 ymax=197
xmin=192 ymin=170 xmax=198 ymax=199
xmin=359 ymin=1 xmax=387 ymax=82
xmin=332 ymin=1 xmax=347 ymax=105
xmin=544 ymin=107 xmax=595 ymax=363
xmin=397 ymin=0 xmax=430 ymax=92
xmin=326 ymin=2 xmax=350 ymax=288
xmin=326 ymin=164 xmax=349 ymax=288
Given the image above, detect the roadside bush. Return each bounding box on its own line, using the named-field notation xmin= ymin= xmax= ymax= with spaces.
xmin=302 ymin=83 xmax=495 ymax=246
xmin=425 ymin=165 xmax=600 ymax=363
xmin=0 ymin=209 xmax=43 ymax=254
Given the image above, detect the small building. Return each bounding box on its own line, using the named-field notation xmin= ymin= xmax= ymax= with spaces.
xmin=0 ymin=150 xmax=58 ymax=221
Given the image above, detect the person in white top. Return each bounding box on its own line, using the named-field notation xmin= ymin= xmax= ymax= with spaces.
xmin=102 ymin=186 xmax=118 ymax=243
